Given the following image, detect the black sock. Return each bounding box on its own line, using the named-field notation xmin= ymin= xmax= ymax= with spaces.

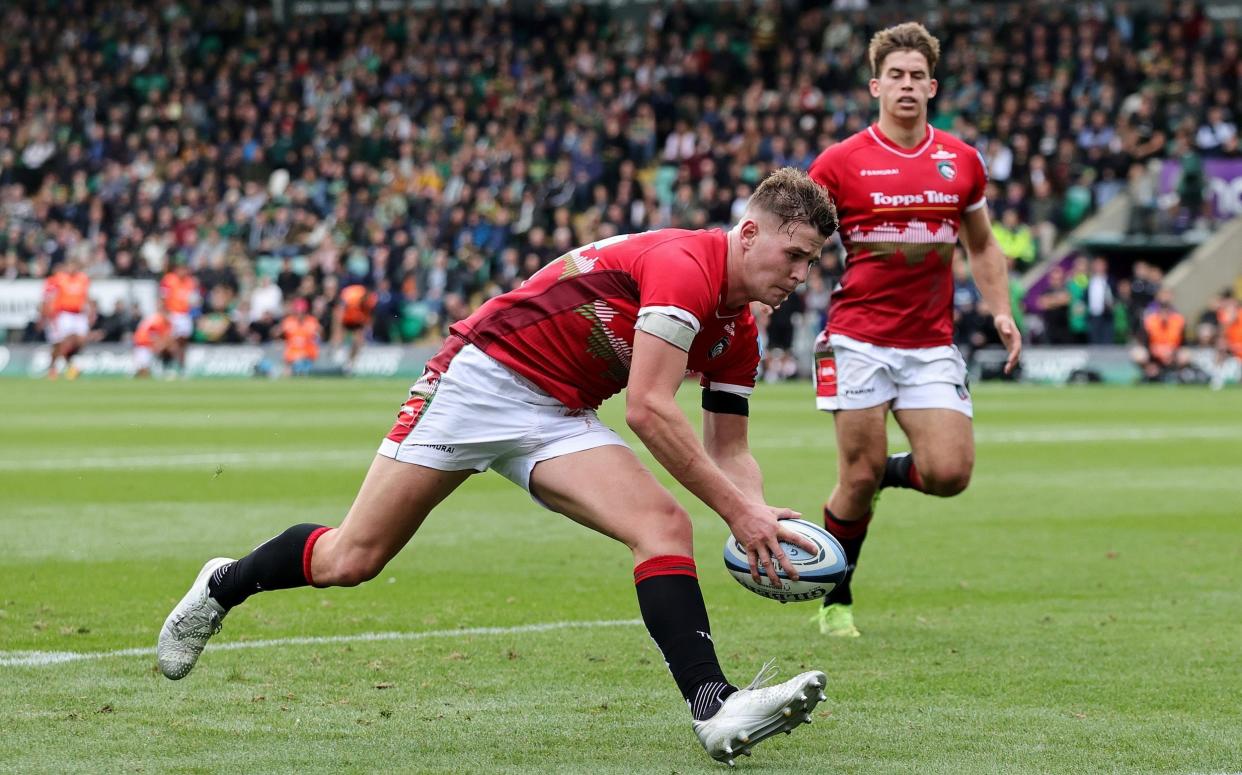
xmin=634 ymin=555 xmax=736 ymax=720
xmin=880 ymin=452 xmax=923 ymax=491
xmin=208 ymin=523 xmax=329 ymax=610
xmin=822 ymin=507 xmax=871 ymax=607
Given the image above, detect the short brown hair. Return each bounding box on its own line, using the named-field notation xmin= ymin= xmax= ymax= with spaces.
xmin=748 ymin=167 xmax=838 ymax=239
xmin=869 ymin=22 xmax=940 ymax=77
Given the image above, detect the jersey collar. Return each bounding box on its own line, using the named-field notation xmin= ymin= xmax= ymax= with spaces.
xmin=867 ymin=123 xmax=936 ymax=159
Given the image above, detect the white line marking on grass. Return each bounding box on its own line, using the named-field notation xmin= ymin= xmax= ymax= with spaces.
xmin=5 ymin=426 xmax=1238 ymax=472
xmin=974 ymin=426 xmax=1242 ymax=444
xmin=751 ymin=426 xmax=1242 ymax=449
xmin=0 ymin=619 xmax=644 ymax=668
xmin=0 ymin=450 xmax=366 ymax=471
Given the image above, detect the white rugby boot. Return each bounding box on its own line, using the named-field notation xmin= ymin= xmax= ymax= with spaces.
xmin=157 ymin=557 xmax=234 ymax=679
xmin=692 ymin=661 xmax=827 ymax=766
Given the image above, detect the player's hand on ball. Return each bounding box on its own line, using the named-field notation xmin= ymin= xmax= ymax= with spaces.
xmin=729 ymin=506 xmax=811 ymax=587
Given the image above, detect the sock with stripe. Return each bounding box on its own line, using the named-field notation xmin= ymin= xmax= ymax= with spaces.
xmin=634 ymin=555 xmax=737 ymax=720
xmin=207 ymin=523 xmax=331 ymax=610
xmin=822 ymin=507 xmax=872 ymax=607
xmin=880 ymin=452 xmax=924 ymax=491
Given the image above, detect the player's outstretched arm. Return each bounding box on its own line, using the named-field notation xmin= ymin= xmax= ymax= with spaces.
xmin=962 ymin=207 xmax=1022 ymax=373
xmin=702 ymin=409 xmax=763 ymax=503
xmin=627 ymin=331 xmax=812 ymax=585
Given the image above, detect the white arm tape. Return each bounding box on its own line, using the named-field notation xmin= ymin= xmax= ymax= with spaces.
xmin=635 ymin=309 xmax=698 ymax=351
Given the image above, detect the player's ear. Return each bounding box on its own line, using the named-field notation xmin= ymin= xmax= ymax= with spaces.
xmin=928 ymin=78 xmax=938 ymax=98
xmin=740 ymin=214 xmax=761 ymax=249
xmin=869 ymin=78 xmax=880 ymax=98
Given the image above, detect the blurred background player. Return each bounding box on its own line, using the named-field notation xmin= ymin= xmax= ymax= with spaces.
xmin=333 ymin=283 xmax=377 ymax=374
xmin=156 ymin=169 xmax=837 ymax=765
xmin=133 ymin=304 xmax=175 ymax=378
xmin=281 ymin=297 xmax=322 ymax=377
xmin=159 ymin=260 xmax=200 ymax=377
xmin=42 ymin=257 xmax=92 ymax=379
xmin=806 ymin=23 xmax=1022 ymax=638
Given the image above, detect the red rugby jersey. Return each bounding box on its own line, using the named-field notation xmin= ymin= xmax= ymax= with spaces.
xmin=809 ymin=124 xmax=988 ymax=348
xmin=445 ymin=229 xmax=759 ymax=410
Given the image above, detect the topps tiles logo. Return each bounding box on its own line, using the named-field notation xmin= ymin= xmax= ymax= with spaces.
xmin=869 ymin=191 xmax=961 ymax=207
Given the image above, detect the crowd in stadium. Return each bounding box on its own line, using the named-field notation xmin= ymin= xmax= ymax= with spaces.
xmin=2 ymin=0 xmax=1242 ymax=375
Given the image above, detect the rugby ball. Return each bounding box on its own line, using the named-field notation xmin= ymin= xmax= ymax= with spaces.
xmin=723 ymin=519 xmax=848 ymax=603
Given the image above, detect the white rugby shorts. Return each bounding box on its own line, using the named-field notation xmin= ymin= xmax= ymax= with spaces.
xmin=813 ymin=332 xmax=973 ymax=417
xmin=134 ymin=346 xmax=156 ymax=371
xmin=48 ymin=311 xmax=89 ymax=343
xmin=169 ymin=312 xmax=193 ymax=339
xmin=378 ymin=343 xmax=629 ymax=507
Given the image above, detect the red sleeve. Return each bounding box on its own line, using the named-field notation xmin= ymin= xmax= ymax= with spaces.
xmin=699 ymin=315 xmax=760 ymax=395
xmin=966 ymin=147 xmax=989 ymax=211
xmin=807 ymin=145 xmax=840 ymax=199
xmin=630 ymin=238 xmax=718 ymax=329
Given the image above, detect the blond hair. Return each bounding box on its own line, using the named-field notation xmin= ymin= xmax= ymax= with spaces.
xmin=868 ymin=22 xmax=940 ymax=77
xmin=748 ymin=167 xmax=838 ymax=239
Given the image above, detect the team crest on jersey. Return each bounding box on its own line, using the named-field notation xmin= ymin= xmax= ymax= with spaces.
xmin=937 ymin=160 xmax=957 ymax=180
xmin=709 ymin=336 xmax=730 ymax=359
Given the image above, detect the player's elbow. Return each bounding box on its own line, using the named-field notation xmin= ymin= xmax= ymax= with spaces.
xmin=624 ymin=399 xmax=656 ymax=434
xmin=625 ymin=394 xmax=670 ymax=436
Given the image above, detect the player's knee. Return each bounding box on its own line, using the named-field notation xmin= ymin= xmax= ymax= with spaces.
xmin=842 ymin=462 xmax=882 ymax=498
xmin=921 ymin=464 xmax=972 ymax=497
xmin=320 ymin=547 xmax=386 ymax=587
xmin=633 ymin=501 xmax=693 ymax=558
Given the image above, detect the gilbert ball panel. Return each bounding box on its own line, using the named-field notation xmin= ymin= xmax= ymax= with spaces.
xmin=722 ymin=518 xmax=849 ymax=602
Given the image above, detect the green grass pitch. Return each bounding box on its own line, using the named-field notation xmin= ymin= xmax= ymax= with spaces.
xmin=1 ymin=379 xmax=1240 ymax=773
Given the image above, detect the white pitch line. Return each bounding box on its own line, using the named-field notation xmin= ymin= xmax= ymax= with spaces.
xmin=1 ymin=426 xmax=1238 ymax=472
xmin=0 ymin=449 xmax=366 ymax=471
xmin=751 ymin=425 xmax=1242 ymax=449
xmin=0 ymin=619 xmax=644 ymax=668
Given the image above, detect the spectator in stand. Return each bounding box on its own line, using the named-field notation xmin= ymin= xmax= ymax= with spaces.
xmin=1067 ymin=256 xmax=1091 ymax=344
xmin=1130 ymin=261 xmax=1161 ymax=319
xmin=1 ymin=0 xmax=1239 ymax=354
xmin=991 ymin=207 xmax=1038 ymax=269
xmin=249 ymin=275 xmax=284 ymax=326
xmin=1085 ymin=257 xmax=1117 ymax=345
xmin=1035 ymin=266 xmax=1073 ymax=345
xmin=1195 ymin=291 xmax=1225 ymax=347
xmin=1195 ymin=107 xmax=1237 ymax=154
xmin=1114 ymin=277 xmax=1136 ymax=343
xmin=952 ymin=249 xmax=985 ymax=355
xmin=761 ymin=288 xmax=803 ymax=383
xmin=91 ymin=299 xmax=138 ymax=344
